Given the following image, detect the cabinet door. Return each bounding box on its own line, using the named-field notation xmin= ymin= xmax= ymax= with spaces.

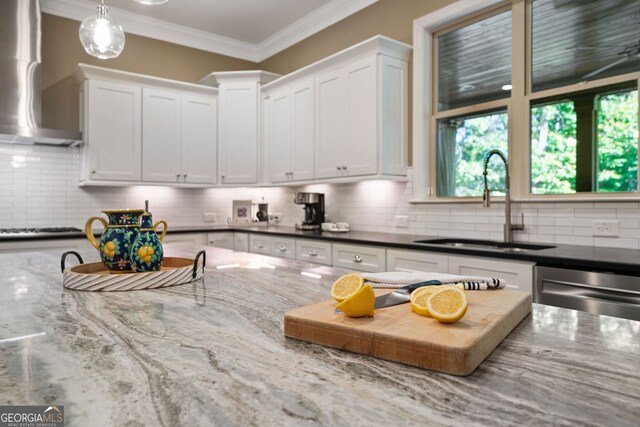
xmin=315 ymin=69 xmax=346 ymax=178
xmin=142 ymin=88 xmax=181 ymax=183
xmin=448 ymin=255 xmax=534 ymax=293
xmin=268 ymin=90 xmax=292 ymax=183
xmin=163 ymin=233 xmax=205 ymax=245
xmin=207 ymin=232 xmax=234 ymax=250
xmin=233 ymin=232 xmax=249 ymax=252
xmin=386 ymin=249 xmax=449 ymax=273
xmin=344 ymin=56 xmax=377 ymax=176
xmin=218 ymin=84 xmax=258 ymax=184
xmin=291 ymin=80 xmax=315 ymax=181
xmin=87 ymin=80 xmax=141 ymax=181
xmin=182 ymin=94 xmax=217 ymax=184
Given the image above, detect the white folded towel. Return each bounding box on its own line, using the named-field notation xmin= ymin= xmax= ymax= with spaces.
xmin=361 ymin=271 xmax=506 ymax=290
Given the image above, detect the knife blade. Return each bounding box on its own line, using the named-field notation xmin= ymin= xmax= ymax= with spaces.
xmin=335 ymin=280 xmax=442 ymax=314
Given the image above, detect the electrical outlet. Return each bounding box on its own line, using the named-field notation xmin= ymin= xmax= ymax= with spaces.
xmin=591 ymin=220 xmax=619 ymax=237
xmin=394 ymin=215 xmax=409 ymax=228
xmin=203 ymin=213 xmax=217 ymax=223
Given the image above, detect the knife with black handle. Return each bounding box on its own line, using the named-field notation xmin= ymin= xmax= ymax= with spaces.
xmin=335 ymin=280 xmax=442 ymax=314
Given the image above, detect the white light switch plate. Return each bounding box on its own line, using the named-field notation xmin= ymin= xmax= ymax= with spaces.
xmin=204 ymin=213 xmax=217 ymax=223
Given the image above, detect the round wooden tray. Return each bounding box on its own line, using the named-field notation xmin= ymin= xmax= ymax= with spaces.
xmin=61 ymin=250 xmax=206 ymax=291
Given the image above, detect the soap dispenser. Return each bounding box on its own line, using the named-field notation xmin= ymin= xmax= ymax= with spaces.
xmin=130 ymin=200 xmax=168 ymax=272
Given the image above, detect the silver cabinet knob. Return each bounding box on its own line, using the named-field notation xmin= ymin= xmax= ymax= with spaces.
xmin=183 ymin=174 xmax=187 ymax=178
xmin=336 ymin=166 xmax=341 ymax=171
xmin=308 ymin=250 xmax=317 ymax=257
xmin=353 ymin=255 xmax=363 ymax=263
xmin=91 ymin=170 xmax=96 ymax=174
xmin=256 ymin=242 xmax=264 ymax=249
xmin=176 ymin=173 xmax=181 ymax=177
xmin=342 ymin=165 xmax=347 ymax=170
xmin=278 ymin=245 xmax=286 ymax=252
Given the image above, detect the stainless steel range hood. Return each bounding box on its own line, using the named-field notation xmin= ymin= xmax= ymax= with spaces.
xmin=0 ymin=0 xmax=82 ymax=146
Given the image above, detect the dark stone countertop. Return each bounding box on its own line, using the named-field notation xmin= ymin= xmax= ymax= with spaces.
xmin=3 ymin=224 xmax=640 ymax=275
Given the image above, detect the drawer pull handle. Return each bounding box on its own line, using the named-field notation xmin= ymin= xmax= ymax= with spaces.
xmin=309 ymin=250 xmax=317 ymax=256
xmin=256 ymin=242 xmax=264 ymax=249
xmin=278 ymin=245 xmax=287 ymax=252
xmin=353 ymin=255 xmax=363 ymax=263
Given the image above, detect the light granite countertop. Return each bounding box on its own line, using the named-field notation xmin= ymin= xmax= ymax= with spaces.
xmin=0 ymin=244 xmax=638 ymax=426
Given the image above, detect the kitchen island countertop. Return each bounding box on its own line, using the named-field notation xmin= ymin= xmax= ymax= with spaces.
xmin=0 ymin=245 xmax=638 ymax=426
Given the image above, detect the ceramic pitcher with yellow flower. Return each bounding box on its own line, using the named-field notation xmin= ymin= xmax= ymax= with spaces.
xmin=130 ymin=210 xmax=167 ymax=272
xmin=85 ymin=209 xmax=145 ymax=273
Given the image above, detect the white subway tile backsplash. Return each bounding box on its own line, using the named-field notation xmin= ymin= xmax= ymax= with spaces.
xmin=1 ymin=147 xmax=638 ymax=249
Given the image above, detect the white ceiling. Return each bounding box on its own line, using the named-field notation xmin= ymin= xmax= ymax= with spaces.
xmin=41 ymin=0 xmax=379 ymax=62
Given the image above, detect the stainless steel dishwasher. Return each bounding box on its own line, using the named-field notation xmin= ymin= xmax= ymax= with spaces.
xmin=534 ymin=266 xmax=640 ymax=321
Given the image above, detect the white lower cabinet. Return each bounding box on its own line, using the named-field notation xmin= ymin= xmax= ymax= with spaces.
xmin=386 ymin=249 xmax=449 ymax=274
xmin=233 ymin=233 xmax=249 ymax=252
xmin=448 ymin=255 xmax=534 ymax=293
xmin=332 ymin=243 xmax=386 ymax=273
xmin=0 ymin=239 xmax=93 ymax=253
xmin=163 ymin=233 xmax=206 ymax=245
xmin=249 ymin=234 xmax=296 ymax=259
xmin=296 ymin=239 xmax=332 ymax=266
xmin=207 ymin=233 xmax=234 ymax=250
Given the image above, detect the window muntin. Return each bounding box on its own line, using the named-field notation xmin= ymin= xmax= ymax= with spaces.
xmin=437 ymin=9 xmax=512 ymax=111
xmin=437 ymin=110 xmax=508 ymax=197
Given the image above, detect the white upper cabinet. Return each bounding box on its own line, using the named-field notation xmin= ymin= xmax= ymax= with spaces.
xmin=142 ymin=88 xmax=181 ymax=182
xmin=75 ymin=64 xmax=217 ymax=187
xmin=181 ymin=94 xmax=217 ymax=184
xmin=83 ymin=79 xmax=141 ymax=182
xmin=200 ymin=71 xmax=280 ymax=185
xmin=264 ymin=78 xmax=315 ymax=183
xmin=262 ymin=35 xmax=411 ymax=184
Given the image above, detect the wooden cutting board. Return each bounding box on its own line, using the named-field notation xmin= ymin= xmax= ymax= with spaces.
xmin=284 ymin=289 xmax=531 ymax=376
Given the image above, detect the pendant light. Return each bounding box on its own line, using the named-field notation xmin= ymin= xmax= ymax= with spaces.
xmin=133 ymin=0 xmax=169 ymax=4
xmin=79 ymin=0 xmax=125 ymax=60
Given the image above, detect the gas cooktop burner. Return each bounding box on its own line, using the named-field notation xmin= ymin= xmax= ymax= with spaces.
xmin=0 ymin=227 xmax=82 ymax=235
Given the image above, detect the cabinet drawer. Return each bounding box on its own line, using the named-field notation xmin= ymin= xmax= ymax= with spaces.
xmin=249 ymin=235 xmax=272 ymax=255
xmin=207 ymin=232 xmax=234 ymax=250
xmin=332 ymin=243 xmax=386 ymax=273
xmin=448 ymin=255 xmax=534 ymax=293
xmin=386 ymin=249 xmax=448 ymax=273
xmin=270 ymin=236 xmax=296 ymax=260
xmin=296 ymin=239 xmax=332 ymax=266
xmin=234 ymin=232 xmax=249 ymax=252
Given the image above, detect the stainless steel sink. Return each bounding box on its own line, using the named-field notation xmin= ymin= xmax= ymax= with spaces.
xmin=413 ymin=238 xmax=555 ymax=252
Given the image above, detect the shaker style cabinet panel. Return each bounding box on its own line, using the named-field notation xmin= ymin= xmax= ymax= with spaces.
xmin=218 ymin=85 xmax=258 ymax=184
xmin=448 ymin=255 xmax=534 ymax=293
xmin=181 ymin=94 xmax=217 ymax=184
xmin=142 ymin=90 xmax=217 ymax=184
xmin=202 ymin=70 xmax=280 ymax=185
xmin=142 ymin=88 xmax=181 ymax=182
xmin=332 ymin=243 xmax=386 ymax=273
xmin=386 ymin=249 xmax=449 ymax=274
xmin=76 ymin=64 xmax=217 ymax=187
xmin=296 ymin=239 xmax=332 ymax=266
xmin=266 ymin=79 xmax=315 ymax=183
xmin=84 ymin=79 xmax=141 ymax=181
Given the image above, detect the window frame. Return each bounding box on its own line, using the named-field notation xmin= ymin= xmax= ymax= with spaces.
xmin=412 ymin=0 xmax=640 ymax=202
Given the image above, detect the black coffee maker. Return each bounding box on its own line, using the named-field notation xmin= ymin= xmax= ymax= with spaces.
xmin=293 ymin=192 xmax=325 ymax=230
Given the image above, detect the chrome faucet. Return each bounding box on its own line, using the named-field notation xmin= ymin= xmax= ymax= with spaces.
xmin=482 ymin=149 xmax=524 ymax=243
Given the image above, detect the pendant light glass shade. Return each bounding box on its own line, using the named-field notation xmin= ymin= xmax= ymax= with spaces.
xmin=133 ymin=0 xmax=169 ymax=4
xmin=79 ymin=1 xmax=125 ymax=60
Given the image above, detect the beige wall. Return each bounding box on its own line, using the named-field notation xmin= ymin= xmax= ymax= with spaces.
xmin=259 ymin=0 xmax=457 ymax=165
xmin=41 ymin=14 xmax=257 ymax=130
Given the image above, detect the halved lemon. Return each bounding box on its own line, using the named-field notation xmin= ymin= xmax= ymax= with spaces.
xmin=336 ymin=284 xmax=375 ymax=317
xmin=331 ymin=273 xmax=364 ymax=302
xmin=410 ymin=283 xmax=464 ymax=304
xmin=426 ymin=286 xmax=468 ymax=323
xmin=410 ymin=290 xmax=433 ymax=317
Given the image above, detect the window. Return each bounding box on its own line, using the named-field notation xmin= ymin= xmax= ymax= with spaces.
xmin=434 ymin=7 xmax=512 ymax=197
xmin=421 ymin=0 xmax=640 ymax=200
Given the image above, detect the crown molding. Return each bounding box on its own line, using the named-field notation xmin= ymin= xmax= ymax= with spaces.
xmin=41 ymin=0 xmax=260 ymax=61
xmin=41 ymin=0 xmax=379 ymax=63
xmin=255 ymin=0 xmax=378 ymax=62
